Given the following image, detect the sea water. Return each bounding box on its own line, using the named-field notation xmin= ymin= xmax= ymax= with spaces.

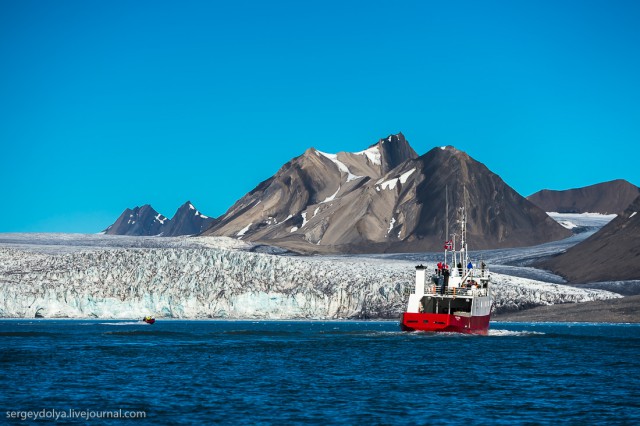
xmin=1 ymin=320 xmax=639 ymax=425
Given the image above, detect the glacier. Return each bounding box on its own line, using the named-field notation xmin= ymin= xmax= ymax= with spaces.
xmin=0 ymin=233 xmax=622 ymax=319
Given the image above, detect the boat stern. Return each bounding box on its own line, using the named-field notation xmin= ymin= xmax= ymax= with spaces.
xmin=400 ymin=312 xmax=489 ymax=335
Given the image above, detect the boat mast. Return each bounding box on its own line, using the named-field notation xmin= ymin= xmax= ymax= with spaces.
xmin=452 ymin=233 xmax=457 ymax=269
xmin=461 ymin=186 xmax=469 ymax=273
xmin=445 ymin=185 xmax=449 ymax=265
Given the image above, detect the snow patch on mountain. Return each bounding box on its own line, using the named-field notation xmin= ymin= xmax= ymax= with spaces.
xmin=266 ymin=216 xmax=278 ymax=226
xmin=355 ymin=146 xmax=381 ymax=166
xmin=547 ymin=212 xmax=617 ymax=228
xmin=387 ymin=217 xmax=396 ymax=235
xmin=315 ymin=150 xmax=362 ymax=182
xmin=236 ymin=223 xmax=252 ymax=238
xmin=377 ymin=168 xmax=416 ymax=191
xmin=321 ymin=187 xmax=340 ymax=203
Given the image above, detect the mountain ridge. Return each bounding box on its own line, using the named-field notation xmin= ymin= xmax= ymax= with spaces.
xmin=103 ymin=201 xmax=214 ymax=237
xmin=538 ymin=194 xmax=640 ymax=282
xmin=527 ymin=179 xmax=640 ymax=214
xmin=163 ymin=201 xmax=216 ymax=236
xmin=103 ymin=205 xmax=167 ymax=236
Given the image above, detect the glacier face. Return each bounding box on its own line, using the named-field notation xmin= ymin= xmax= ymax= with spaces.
xmin=0 ymin=234 xmax=621 ymax=319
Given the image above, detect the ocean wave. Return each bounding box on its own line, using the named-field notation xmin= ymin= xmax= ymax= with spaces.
xmin=222 ymin=330 xmax=303 ymax=336
xmin=0 ymin=331 xmax=60 ymax=337
xmin=488 ymin=329 xmax=545 ymax=337
xmin=103 ymin=330 xmax=188 ymax=337
xmin=97 ymin=321 xmax=148 ymax=326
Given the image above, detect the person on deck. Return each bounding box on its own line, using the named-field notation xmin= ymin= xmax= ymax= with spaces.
xmin=442 ymin=267 xmax=450 ymax=294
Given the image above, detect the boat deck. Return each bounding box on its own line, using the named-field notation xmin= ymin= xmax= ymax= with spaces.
xmin=406 ymin=285 xmax=489 ymax=298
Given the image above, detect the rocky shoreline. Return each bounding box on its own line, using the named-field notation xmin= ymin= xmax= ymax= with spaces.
xmin=494 ymin=295 xmax=640 ymax=323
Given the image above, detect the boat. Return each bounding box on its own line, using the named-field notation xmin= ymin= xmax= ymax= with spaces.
xmin=142 ymin=316 xmax=155 ymax=324
xmin=400 ymin=195 xmax=493 ymax=335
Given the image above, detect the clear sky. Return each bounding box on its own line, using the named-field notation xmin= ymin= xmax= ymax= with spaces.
xmin=1 ymin=0 xmax=639 ymax=233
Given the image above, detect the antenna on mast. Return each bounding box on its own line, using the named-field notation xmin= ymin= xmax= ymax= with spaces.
xmin=445 ymin=185 xmax=449 ymax=243
xmin=462 ymin=185 xmax=469 ymax=267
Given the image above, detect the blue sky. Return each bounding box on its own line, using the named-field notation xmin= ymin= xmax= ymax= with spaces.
xmin=1 ymin=0 xmax=639 ymax=233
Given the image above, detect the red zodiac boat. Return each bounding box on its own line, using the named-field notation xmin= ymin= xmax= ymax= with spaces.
xmin=142 ymin=316 xmax=156 ymax=324
xmin=400 ymin=201 xmax=493 ymax=335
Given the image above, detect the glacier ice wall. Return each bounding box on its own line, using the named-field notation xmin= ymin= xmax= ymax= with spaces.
xmin=0 ymin=236 xmax=621 ymax=319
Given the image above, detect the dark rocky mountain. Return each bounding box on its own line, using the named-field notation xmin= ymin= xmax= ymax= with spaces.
xmin=103 ymin=205 xmax=168 ymax=236
xmin=399 ymin=147 xmax=571 ymax=251
xmin=162 ymin=201 xmax=216 ymax=236
xmin=203 ymin=134 xmax=571 ymax=253
xmin=104 ymin=201 xmax=214 ymax=237
xmin=202 ymin=133 xmax=418 ymax=245
xmin=539 ymin=195 xmax=640 ymax=282
xmin=527 ymin=179 xmax=639 ymax=214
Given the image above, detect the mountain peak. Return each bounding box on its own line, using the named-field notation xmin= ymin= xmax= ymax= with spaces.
xmin=420 ymin=145 xmax=471 ymax=167
xmin=176 ymin=200 xmax=196 ymax=211
xmin=427 ymin=145 xmax=462 ymax=155
xmin=379 ymin=132 xmax=404 ymax=144
xmin=374 ymin=132 xmax=418 ymax=174
xmin=161 ymin=201 xmax=216 ymax=236
xmin=103 ymin=204 xmax=166 ymax=236
xmin=303 ymin=147 xmax=317 ymax=156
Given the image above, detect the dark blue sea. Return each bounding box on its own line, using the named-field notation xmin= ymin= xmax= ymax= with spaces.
xmin=1 ymin=320 xmax=639 ymax=425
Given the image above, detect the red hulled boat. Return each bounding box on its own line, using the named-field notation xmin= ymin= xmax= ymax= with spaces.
xmin=400 ymin=200 xmax=493 ymax=335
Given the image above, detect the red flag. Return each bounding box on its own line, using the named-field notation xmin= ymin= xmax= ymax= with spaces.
xmin=444 ymin=240 xmax=453 ymax=250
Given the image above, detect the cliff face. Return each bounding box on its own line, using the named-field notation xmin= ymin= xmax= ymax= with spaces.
xmin=0 ymin=236 xmax=618 ymax=319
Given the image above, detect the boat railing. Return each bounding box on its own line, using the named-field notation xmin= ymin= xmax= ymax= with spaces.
xmin=464 ymin=267 xmax=490 ymax=280
xmin=423 ymin=285 xmax=488 ymax=297
xmin=432 ymin=267 xmax=490 ymax=280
